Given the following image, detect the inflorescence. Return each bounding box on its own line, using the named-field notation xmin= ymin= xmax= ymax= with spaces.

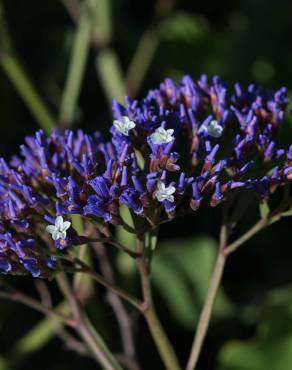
xmin=0 ymin=74 xmax=291 ymax=277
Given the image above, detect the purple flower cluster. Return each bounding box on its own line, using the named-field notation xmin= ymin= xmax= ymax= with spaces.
xmin=0 ymin=74 xmax=291 ymax=277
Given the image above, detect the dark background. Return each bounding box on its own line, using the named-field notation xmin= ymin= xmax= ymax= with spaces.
xmin=1 ymin=1 xmax=292 ymax=369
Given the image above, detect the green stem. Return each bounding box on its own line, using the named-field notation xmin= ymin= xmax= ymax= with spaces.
xmin=136 ymin=238 xmax=181 ymax=370
xmin=95 ymin=48 xmax=126 ymax=105
xmin=61 ymin=0 xmax=80 ymax=23
xmin=185 ymin=201 xmax=292 ymax=370
xmin=125 ymin=27 xmax=159 ymax=97
xmin=71 ymin=215 xmax=95 ymax=302
xmin=185 ymin=222 xmax=229 ymax=370
xmin=63 ymin=257 xmax=143 ymax=310
xmin=125 ymin=0 xmax=175 ymax=97
xmin=224 ymin=218 xmax=268 ymax=255
xmin=7 ymin=301 xmax=70 ymax=368
xmin=0 ymin=53 xmax=55 ymax=133
xmin=0 ymin=1 xmax=55 ymax=133
xmin=56 ymin=272 xmax=123 ymax=370
xmin=59 ymin=1 xmax=94 ymax=127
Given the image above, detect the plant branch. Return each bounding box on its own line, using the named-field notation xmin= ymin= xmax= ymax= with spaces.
xmin=56 ymin=271 xmax=123 ymax=370
xmin=0 ymin=1 xmax=55 ymax=133
xmin=224 ymin=217 xmax=268 ymax=256
xmin=61 ymin=0 xmax=81 ymax=23
xmin=59 ymin=0 xmax=94 ymax=128
xmin=185 ymin=215 xmax=229 ymax=370
xmin=94 ymin=243 xmax=140 ymax=370
xmin=63 ymin=257 xmax=143 ymax=310
xmin=91 ymin=237 xmax=141 ymax=258
xmin=136 ymin=237 xmax=181 ymax=370
xmin=185 ymin=199 xmax=292 ymax=370
xmin=0 ymin=288 xmax=74 ymax=327
xmin=125 ymin=0 xmax=175 ymax=97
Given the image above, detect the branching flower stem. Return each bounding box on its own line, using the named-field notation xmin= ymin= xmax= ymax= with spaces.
xmin=56 ymin=272 xmax=123 ymax=370
xmin=136 ymin=236 xmax=182 ymax=370
xmin=57 ymin=255 xmax=143 ymax=311
xmin=185 ymin=200 xmax=292 ymax=370
xmin=185 ymin=214 xmax=230 ymax=370
xmin=0 ymin=288 xmax=74 ymax=326
xmin=84 ymin=236 xmax=142 ymax=258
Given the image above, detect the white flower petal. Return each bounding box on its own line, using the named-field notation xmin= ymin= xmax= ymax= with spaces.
xmin=52 ymin=230 xmax=61 ymax=241
xmin=129 ymin=121 xmax=136 ymax=129
xmin=60 ymin=231 xmax=67 ymax=240
xmin=47 ymin=216 xmax=71 ymax=241
xmin=157 ymin=181 xmax=166 ymax=191
xmin=156 ymin=193 xmax=166 ymax=202
xmin=207 ymin=120 xmax=223 ymax=138
xmin=156 ymin=183 xmax=176 ymax=203
xmin=55 ymin=216 xmax=64 ymax=229
xmin=113 ymin=116 xmax=136 ymax=136
xmin=150 ymin=127 xmax=174 ymax=145
xmin=61 ymin=221 xmax=71 ymax=232
xmin=166 ymin=186 xmax=176 ymax=195
xmin=46 ymin=225 xmax=56 ymax=234
xmin=150 ymin=133 xmax=162 ymax=144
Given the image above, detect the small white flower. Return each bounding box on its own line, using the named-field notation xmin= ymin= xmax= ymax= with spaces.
xmin=206 ymin=120 xmax=223 ymax=138
xmin=46 ymin=216 xmax=71 ymax=241
xmin=150 ymin=127 xmax=174 ymax=145
xmin=156 ymin=182 xmax=176 ymax=203
xmin=113 ymin=116 xmax=136 ymax=136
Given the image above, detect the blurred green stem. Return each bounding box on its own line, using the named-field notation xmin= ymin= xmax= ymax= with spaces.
xmin=56 ymin=272 xmax=123 ymax=370
xmin=136 ymin=236 xmax=181 ymax=370
xmin=91 ymin=0 xmax=126 ymax=105
xmin=59 ymin=1 xmax=95 ymax=127
xmin=125 ymin=0 xmax=175 ymax=97
xmin=95 ymin=48 xmax=126 ymax=105
xmin=0 ymin=1 xmax=55 ymax=133
xmin=7 ymin=301 xmax=71 ymax=368
xmin=62 ymin=0 xmax=126 ymax=110
xmin=125 ymin=28 xmax=159 ymax=97
xmin=61 ymin=0 xmax=80 ymax=23
xmin=0 ymin=54 xmax=55 ymax=133
xmin=71 ymin=215 xmax=94 ymax=303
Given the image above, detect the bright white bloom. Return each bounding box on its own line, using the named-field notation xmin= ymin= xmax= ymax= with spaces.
xmin=150 ymin=127 xmax=174 ymax=145
xmin=156 ymin=182 xmax=176 ymax=203
xmin=113 ymin=116 xmax=136 ymax=136
xmin=46 ymin=216 xmax=71 ymax=241
xmin=206 ymin=120 xmax=223 ymax=138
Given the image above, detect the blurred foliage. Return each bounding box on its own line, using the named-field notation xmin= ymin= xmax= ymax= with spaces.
xmin=0 ymin=0 xmax=292 ymax=369
xmin=152 ymin=237 xmax=233 ymax=329
xmin=218 ymin=284 xmax=292 ymax=370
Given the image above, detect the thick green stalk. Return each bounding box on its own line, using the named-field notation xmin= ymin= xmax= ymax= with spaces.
xmin=137 ymin=238 xmax=181 ymax=370
xmin=125 ymin=27 xmax=159 ymax=97
xmin=0 ymin=54 xmax=55 ymax=133
xmin=92 ymin=0 xmax=126 ymax=105
xmin=95 ymin=48 xmax=126 ymax=105
xmin=59 ymin=1 xmax=94 ymax=127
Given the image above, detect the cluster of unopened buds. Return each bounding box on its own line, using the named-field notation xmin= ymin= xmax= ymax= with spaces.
xmin=0 ymin=74 xmax=290 ymax=277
